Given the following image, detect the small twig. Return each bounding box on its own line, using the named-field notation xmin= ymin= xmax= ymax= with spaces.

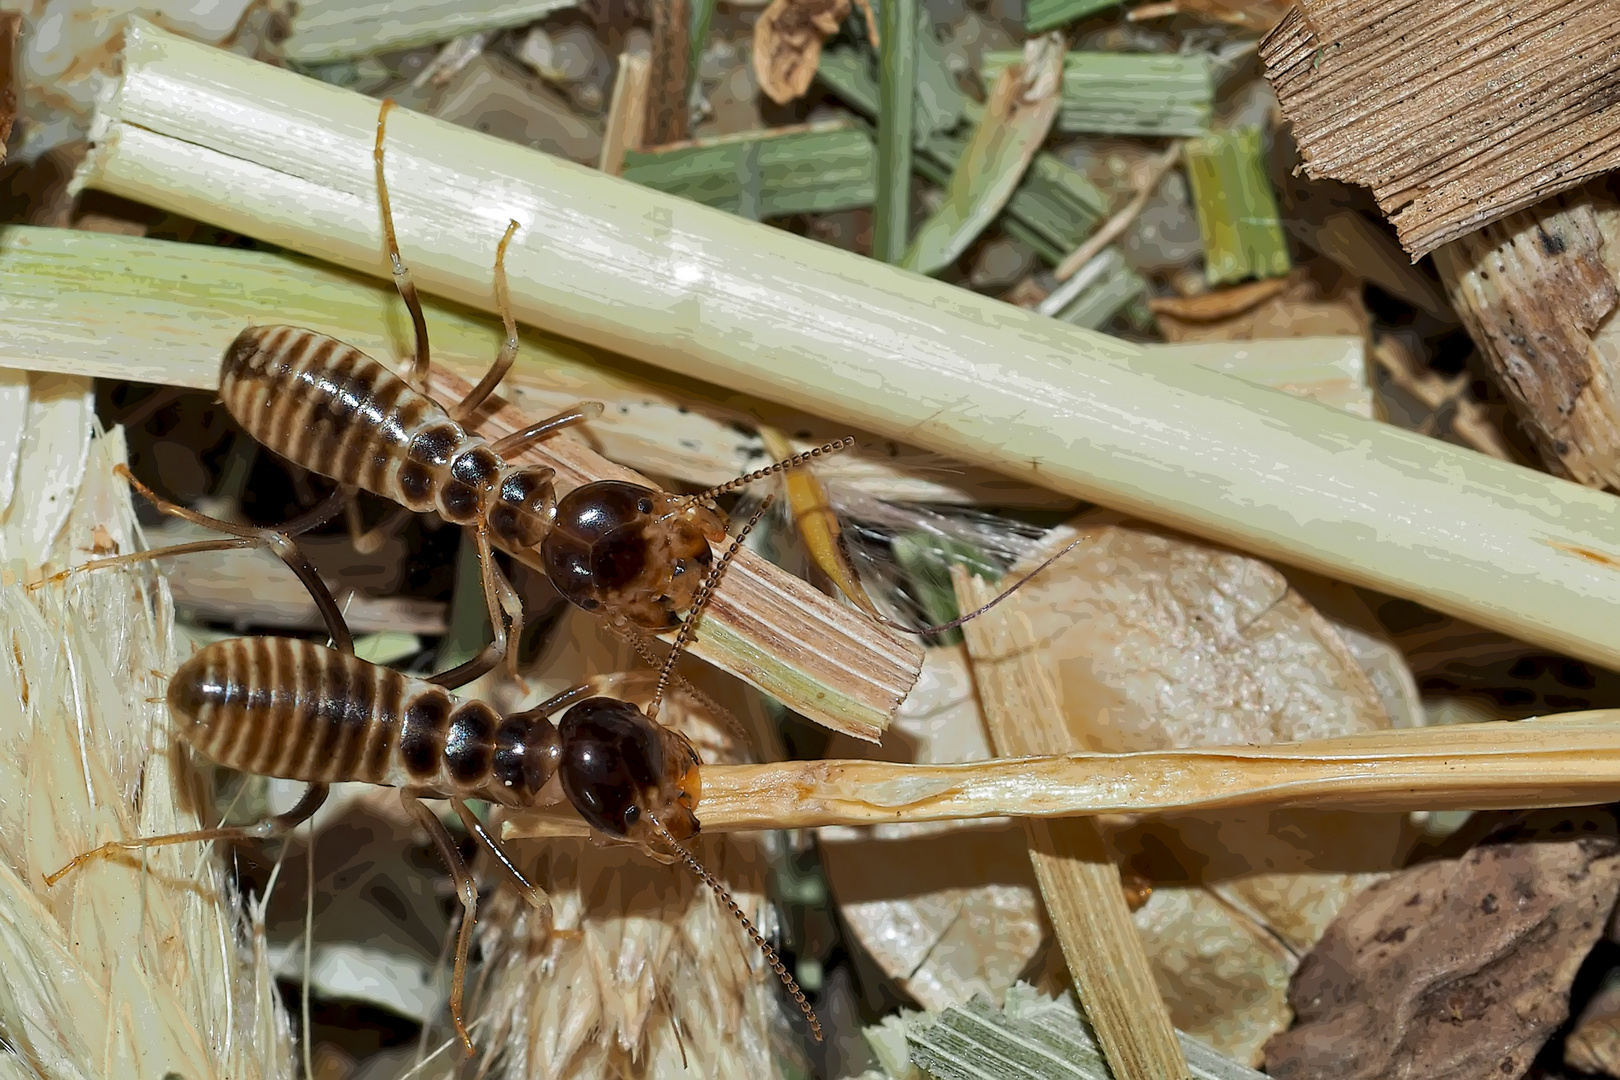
xmin=1055 ymin=142 xmax=1183 ymax=282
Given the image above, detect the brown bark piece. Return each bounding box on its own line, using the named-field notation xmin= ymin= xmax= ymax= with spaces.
xmin=1265 ymin=810 xmax=1620 ymax=1080
xmin=0 ymin=12 xmax=19 ymax=165
xmin=643 ymin=0 xmax=691 ymax=146
xmin=1434 ymin=184 xmax=1620 ymax=487
xmin=1259 ymin=0 xmax=1620 ymax=258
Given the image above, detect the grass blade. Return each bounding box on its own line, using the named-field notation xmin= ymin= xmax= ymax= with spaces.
xmin=873 ymin=0 xmax=917 ymax=261
xmin=1185 ymin=126 xmax=1291 ymax=284
xmin=982 ymin=50 xmax=1212 ymax=136
xmin=902 ymin=37 xmax=1062 ymax=275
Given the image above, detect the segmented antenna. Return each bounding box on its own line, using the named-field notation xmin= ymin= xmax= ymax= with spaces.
xmin=841 ymin=528 xmax=1098 ymax=635
xmin=647 ymin=494 xmax=774 ymax=719
xmin=652 ymin=818 xmax=823 ymax=1042
xmin=690 ymin=438 xmax=853 ymax=503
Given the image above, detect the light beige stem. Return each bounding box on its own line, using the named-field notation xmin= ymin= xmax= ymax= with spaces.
xmin=504 ymin=711 xmax=1620 ymax=838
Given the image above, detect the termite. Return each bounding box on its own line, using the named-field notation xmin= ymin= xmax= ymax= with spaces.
xmin=203 ymin=94 xmax=850 ymax=682
xmin=42 ymin=490 xmax=821 ymax=1053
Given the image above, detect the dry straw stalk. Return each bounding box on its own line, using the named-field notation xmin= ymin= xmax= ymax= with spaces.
xmin=76 ymin=20 xmax=1620 ymax=675
xmin=505 ymin=711 xmax=1620 ymax=838
xmin=956 ymin=568 xmax=1188 ymax=1080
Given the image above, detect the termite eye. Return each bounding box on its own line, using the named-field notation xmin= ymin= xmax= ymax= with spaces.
xmin=637 ymin=497 xmax=654 ymax=514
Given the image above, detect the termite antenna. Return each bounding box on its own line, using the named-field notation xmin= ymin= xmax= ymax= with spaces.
xmin=647 ymin=494 xmax=774 ymax=720
xmin=843 ymin=529 xmax=1097 ymax=636
xmin=651 ymin=817 xmax=823 ymax=1042
xmin=690 ymin=438 xmax=854 ymax=503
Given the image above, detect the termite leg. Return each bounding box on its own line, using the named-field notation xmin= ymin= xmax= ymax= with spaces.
xmin=487 ymin=402 xmax=605 ymax=460
xmin=404 ymin=791 xmax=478 ymax=1057
xmin=374 ymin=98 xmax=431 ymax=393
xmin=449 ymin=219 xmax=521 ymax=424
xmin=345 ymin=501 xmax=414 ymax=557
xmin=448 ymin=797 xmax=551 ymax=914
xmin=45 ymin=783 xmax=330 ymax=887
xmin=33 ymin=465 xmax=355 ymax=654
xmin=427 ymin=526 xmax=514 ymax=690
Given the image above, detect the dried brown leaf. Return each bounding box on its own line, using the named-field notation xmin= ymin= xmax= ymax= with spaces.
xmin=1131 ymin=0 xmax=1292 ymax=31
xmin=1153 ymin=265 xmax=1366 ymax=345
xmin=1566 ymin=978 xmax=1620 ymax=1076
xmin=753 ymin=0 xmax=851 ymax=105
xmin=1265 ymin=810 xmax=1620 ymax=1080
xmin=1001 ymin=513 xmax=1392 ymax=751
xmin=1260 ymin=0 xmax=1620 ymax=257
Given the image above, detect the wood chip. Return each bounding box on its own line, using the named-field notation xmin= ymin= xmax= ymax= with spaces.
xmin=1434 ymin=182 xmax=1620 ymax=486
xmin=1259 ymin=0 xmax=1620 ymax=257
xmin=1265 ymin=810 xmax=1620 ymax=1079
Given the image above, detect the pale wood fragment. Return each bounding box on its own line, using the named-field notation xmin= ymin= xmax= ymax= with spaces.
xmin=1434 ymin=184 xmax=1620 ymax=486
xmin=599 ymin=50 xmax=650 ymax=176
xmin=1260 ymin=0 xmax=1620 ymax=257
xmin=953 ymin=568 xmax=1189 ymax=1080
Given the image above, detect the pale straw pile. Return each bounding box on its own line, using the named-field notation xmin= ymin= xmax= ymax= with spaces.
xmin=0 ymin=372 xmax=292 ymax=1078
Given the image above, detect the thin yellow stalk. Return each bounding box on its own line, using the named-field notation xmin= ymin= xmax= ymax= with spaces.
xmin=956 ymin=568 xmax=1188 ymax=1080
xmin=76 ymin=21 xmax=1620 ymax=673
xmin=504 ymin=711 xmax=1620 ymax=839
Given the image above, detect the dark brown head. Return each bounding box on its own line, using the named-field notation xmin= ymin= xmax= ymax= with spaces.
xmin=487 ymin=464 xmax=557 ymax=549
xmin=556 ymin=696 xmax=701 ymax=850
xmin=539 ymin=480 xmax=728 ymax=630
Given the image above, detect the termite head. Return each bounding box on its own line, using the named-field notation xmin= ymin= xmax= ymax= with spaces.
xmin=487 ymin=465 xmax=558 ymax=550
xmin=539 ymin=480 xmax=728 ymax=630
xmin=556 ymin=696 xmax=701 ymax=852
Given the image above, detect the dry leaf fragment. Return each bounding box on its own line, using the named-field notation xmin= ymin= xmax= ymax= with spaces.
xmin=1153 ymin=264 xmax=1366 ymax=346
xmin=753 ymin=0 xmax=851 ymax=105
xmin=1002 ymin=514 xmax=1392 ymax=751
xmin=1265 ymin=810 xmax=1620 ymax=1080
xmin=1566 ymin=976 xmax=1620 ymax=1076
xmin=1129 ymin=0 xmax=1292 ymax=31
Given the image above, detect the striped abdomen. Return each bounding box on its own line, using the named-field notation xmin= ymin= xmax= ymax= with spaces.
xmin=166 ymin=638 xmax=561 ymax=808
xmin=220 ymin=326 xmax=511 ymax=527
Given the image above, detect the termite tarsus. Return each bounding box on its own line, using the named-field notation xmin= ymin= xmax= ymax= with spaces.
xmin=211 ymin=94 xmax=849 ymax=680
xmin=43 ymin=492 xmax=822 ymax=1053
